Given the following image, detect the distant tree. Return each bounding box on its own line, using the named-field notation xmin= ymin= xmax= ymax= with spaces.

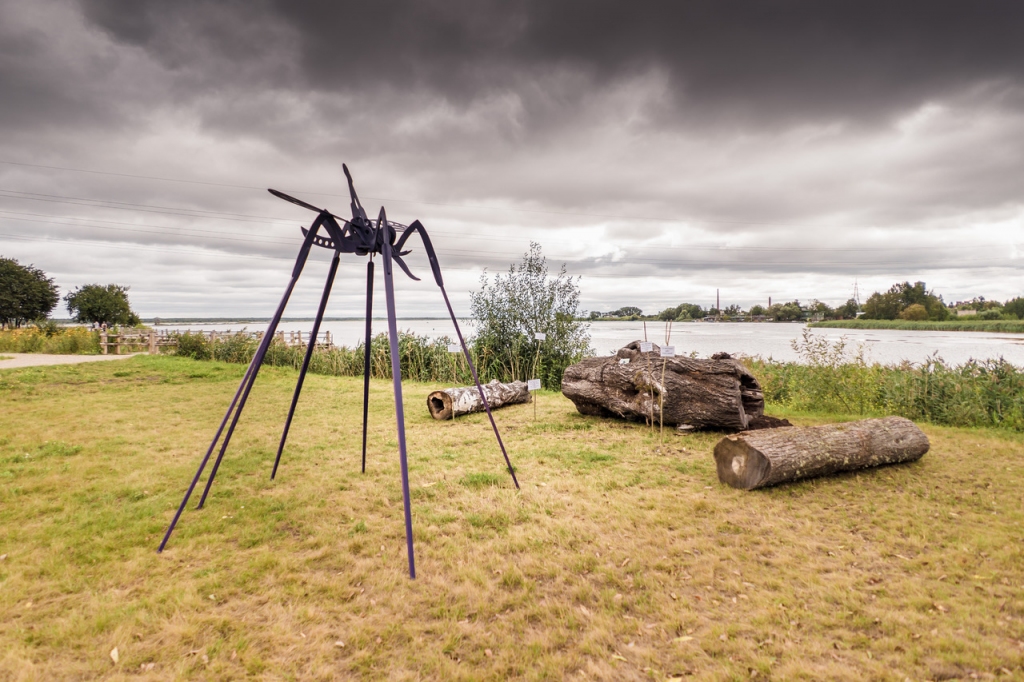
xmin=862 ymin=291 xmax=901 ymax=320
xmin=657 ymin=305 xmax=680 ymax=321
xmin=768 ymin=300 xmax=804 ymax=322
xmin=835 ymin=298 xmax=860 ymax=319
xmin=1004 ymin=297 xmax=1024 ymax=320
xmin=675 ymin=303 xmax=705 ymax=321
xmin=748 ymin=304 xmax=766 ymax=317
xmin=609 ymin=306 xmax=642 ymax=317
xmin=707 ymin=307 xmax=720 ymax=318
xmin=65 ymin=284 xmax=141 ymax=326
xmin=589 ymin=310 xmax=602 ymax=320
xmin=723 ymin=304 xmax=742 ymax=317
xmin=861 ymin=282 xmax=949 ymax=321
xmin=808 ymin=300 xmax=835 ymax=318
xmin=0 ymin=257 xmax=59 ymax=328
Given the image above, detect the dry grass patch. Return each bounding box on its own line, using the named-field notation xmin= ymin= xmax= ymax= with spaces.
xmin=1 ymin=356 xmax=1022 ymax=680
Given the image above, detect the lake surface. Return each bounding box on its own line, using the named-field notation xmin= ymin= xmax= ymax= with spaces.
xmin=158 ymin=319 xmax=1024 ymax=367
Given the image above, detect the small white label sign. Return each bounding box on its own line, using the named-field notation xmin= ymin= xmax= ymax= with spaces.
xmin=527 ymin=379 xmax=541 ymax=391
xmin=639 ymin=342 xmax=653 ymax=352
xmin=660 ymin=345 xmax=676 ymax=358
xmin=618 ymin=358 xmax=630 ymax=365
xmin=534 ymin=332 xmax=547 ymax=341
xmin=447 ymin=343 xmax=461 ymax=353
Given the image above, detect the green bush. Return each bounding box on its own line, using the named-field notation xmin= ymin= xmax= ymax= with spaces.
xmin=173 ymin=331 xmax=212 ymax=360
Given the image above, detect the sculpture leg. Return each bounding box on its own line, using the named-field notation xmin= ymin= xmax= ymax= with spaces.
xmin=157 ymin=358 xmax=256 ymax=552
xmin=382 ymin=238 xmax=416 ymax=579
xmin=439 ymin=285 xmax=521 ymax=490
xmin=394 ymin=220 xmax=519 ymax=489
xmin=195 ymin=226 xmax=320 ymax=509
xmin=272 ymin=251 xmax=341 ymax=479
xmin=158 ymin=227 xmax=318 ymax=550
xmin=361 ymin=259 xmax=374 ymax=473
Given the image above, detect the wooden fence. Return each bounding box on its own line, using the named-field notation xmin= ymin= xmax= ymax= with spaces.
xmin=99 ymin=328 xmax=334 ymax=355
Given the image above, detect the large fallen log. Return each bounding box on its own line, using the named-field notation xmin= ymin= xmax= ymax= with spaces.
xmin=427 ymin=379 xmax=530 ymax=420
xmin=714 ymin=416 xmax=929 ymax=490
xmin=560 ymin=342 xmax=764 ymax=430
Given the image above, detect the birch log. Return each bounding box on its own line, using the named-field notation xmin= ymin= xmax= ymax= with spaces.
xmin=560 ymin=342 xmax=764 ymax=430
xmin=427 ymin=379 xmax=530 ymax=420
xmin=714 ymin=416 xmax=929 ymax=490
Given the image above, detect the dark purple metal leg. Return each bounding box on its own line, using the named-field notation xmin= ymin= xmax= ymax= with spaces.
xmin=158 ymin=228 xmax=319 ymax=550
xmin=382 ymin=233 xmax=416 ymax=579
xmin=157 ymin=358 xmax=256 ymax=552
xmin=439 ymin=285 xmax=520 ymax=490
xmin=361 ymin=259 xmax=374 ymax=473
xmin=194 ymin=228 xmax=320 ymax=510
xmin=272 ymin=250 xmax=341 ymax=480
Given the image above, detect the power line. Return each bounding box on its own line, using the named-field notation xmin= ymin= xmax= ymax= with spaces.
xmin=0 ymin=192 xmax=1016 ymax=253
xmin=2 ymin=229 xmax=1020 ymax=271
xmin=6 ymin=158 xmax=1019 ymax=232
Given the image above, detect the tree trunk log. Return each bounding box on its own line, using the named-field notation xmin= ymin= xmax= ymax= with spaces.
xmin=427 ymin=379 xmax=530 ymax=420
xmin=560 ymin=342 xmax=764 ymax=430
xmin=714 ymin=416 xmax=929 ymax=490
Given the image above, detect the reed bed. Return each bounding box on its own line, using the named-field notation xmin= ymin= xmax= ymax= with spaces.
xmin=746 ymin=330 xmax=1024 ymax=430
xmin=173 ymin=330 xmax=493 ymax=385
xmin=0 ymin=326 xmax=100 ymax=354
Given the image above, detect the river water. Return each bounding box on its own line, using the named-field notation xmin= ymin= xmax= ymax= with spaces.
xmin=157 ymin=319 xmax=1024 ymax=366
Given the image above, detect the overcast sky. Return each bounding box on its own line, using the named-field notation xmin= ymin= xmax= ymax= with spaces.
xmin=1 ymin=0 xmax=1022 ymax=319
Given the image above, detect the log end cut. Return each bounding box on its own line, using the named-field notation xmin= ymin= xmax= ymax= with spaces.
xmin=427 ymin=391 xmax=454 ymax=420
xmin=714 ymin=436 xmax=772 ymax=490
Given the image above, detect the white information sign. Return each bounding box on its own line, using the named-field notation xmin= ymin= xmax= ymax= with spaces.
xmin=534 ymin=332 xmax=547 ymax=341
xmin=527 ymin=379 xmax=541 ymax=391
xmin=447 ymin=343 xmax=461 ymax=353
xmin=660 ymin=345 xmax=676 ymax=358
xmin=639 ymin=342 xmax=653 ymax=353
xmin=618 ymin=358 xmax=630 ymax=365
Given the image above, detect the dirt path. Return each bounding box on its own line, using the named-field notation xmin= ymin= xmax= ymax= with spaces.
xmin=0 ymin=353 xmax=140 ymax=370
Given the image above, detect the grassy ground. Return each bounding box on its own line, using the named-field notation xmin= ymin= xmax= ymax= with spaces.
xmin=809 ymin=319 xmax=1024 ymax=333
xmin=1 ymin=356 xmax=1022 ymax=681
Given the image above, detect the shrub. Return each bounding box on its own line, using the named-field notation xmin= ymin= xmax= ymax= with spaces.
xmin=898 ymin=304 xmax=928 ymax=321
xmin=173 ymin=332 xmax=212 ymax=360
xmin=470 ymin=242 xmax=591 ymax=389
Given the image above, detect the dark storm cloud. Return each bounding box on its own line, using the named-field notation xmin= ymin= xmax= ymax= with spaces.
xmin=78 ymin=0 xmax=1024 ymax=126
xmin=2 ymin=0 xmax=1022 ymax=316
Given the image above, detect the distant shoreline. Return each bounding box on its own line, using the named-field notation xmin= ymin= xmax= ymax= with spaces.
xmin=809 ymin=319 xmax=1024 ymax=333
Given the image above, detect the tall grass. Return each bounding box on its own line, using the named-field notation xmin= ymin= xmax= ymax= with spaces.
xmin=810 ymin=318 xmax=1024 ymax=333
xmin=747 ymin=329 xmax=1024 ymax=430
xmin=0 ymin=326 xmax=100 ymax=354
xmin=173 ymin=330 xmax=492 ymax=384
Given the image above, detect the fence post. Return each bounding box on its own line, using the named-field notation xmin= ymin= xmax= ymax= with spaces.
xmin=100 ymin=329 xmax=107 ymax=355
xmin=149 ymin=329 xmax=156 ymax=354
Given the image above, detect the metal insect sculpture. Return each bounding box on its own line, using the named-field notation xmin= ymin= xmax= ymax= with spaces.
xmin=158 ymin=165 xmax=520 ymax=578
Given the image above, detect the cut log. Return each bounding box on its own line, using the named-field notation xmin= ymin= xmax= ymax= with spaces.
xmin=714 ymin=416 xmax=929 ymax=490
xmin=560 ymin=341 xmax=764 ymax=430
xmin=427 ymin=379 xmax=530 ymax=420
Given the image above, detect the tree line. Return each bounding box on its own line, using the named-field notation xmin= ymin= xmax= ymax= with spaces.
xmin=593 ymin=281 xmax=1024 ymax=323
xmin=0 ymin=256 xmax=140 ymax=329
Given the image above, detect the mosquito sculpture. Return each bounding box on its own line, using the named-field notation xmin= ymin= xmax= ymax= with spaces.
xmin=158 ymin=165 xmax=520 ymax=578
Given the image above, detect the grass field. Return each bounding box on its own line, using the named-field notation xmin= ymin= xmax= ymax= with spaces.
xmin=809 ymin=319 xmax=1024 ymax=333
xmin=1 ymin=356 xmax=1022 ymax=680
